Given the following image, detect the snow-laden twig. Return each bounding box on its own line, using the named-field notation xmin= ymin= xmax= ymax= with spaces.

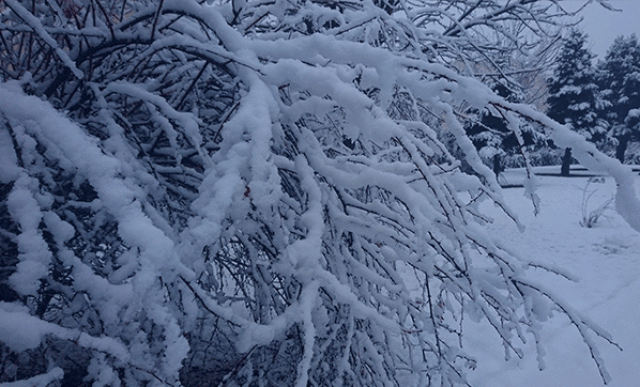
xmin=1 ymin=1 xmax=635 ymax=386
xmin=3 ymin=0 xmax=84 ymax=79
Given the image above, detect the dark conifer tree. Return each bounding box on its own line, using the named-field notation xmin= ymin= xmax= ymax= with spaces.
xmin=466 ymin=81 xmax=543 ymax=178
xmin=597 ymin=34 xmax=640 ymax=163
xmin=546 ymin=29 xmax=604 ymax=175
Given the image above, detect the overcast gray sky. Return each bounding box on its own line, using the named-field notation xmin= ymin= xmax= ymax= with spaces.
xmin=565 ymin=0 xmax=640 ymax=58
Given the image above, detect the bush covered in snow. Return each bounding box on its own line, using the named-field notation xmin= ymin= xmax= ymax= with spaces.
xmin=1 ymin=1 xmax=639 ymax=386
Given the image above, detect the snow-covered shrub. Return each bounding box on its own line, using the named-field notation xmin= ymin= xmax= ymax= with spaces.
xmin=623 ymin=142 xmax=640 ymax=164
xmin=579 ymin=177 xmax=614 ymax=228
xmin=1 ymin=1 xmax=639 ymax=387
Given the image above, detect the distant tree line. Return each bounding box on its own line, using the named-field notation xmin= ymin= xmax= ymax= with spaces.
xmin=546 ymin=30 xmax=640 ymax=175
xmin=465 ymin=30 xmax=640 ymax=177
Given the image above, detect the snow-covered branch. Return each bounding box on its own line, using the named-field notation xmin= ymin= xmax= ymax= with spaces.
xmin=0 ymin=1 xmax=633 ymax=386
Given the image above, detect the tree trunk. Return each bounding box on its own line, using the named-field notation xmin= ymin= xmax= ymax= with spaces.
xmin=561 ymin=147 xmax=572 ymax=176
xmin=492 ymin=154 xmax=503 ymax=177
xmin=615 ymin=134 xmax=629 ymax=163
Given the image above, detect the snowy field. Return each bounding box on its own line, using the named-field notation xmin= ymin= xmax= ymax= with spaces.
xmin=466 ymin=166 xmax=640 ymax=387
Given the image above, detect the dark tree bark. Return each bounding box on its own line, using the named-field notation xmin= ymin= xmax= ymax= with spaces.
xmin=561 ymin=147 xmax=572 ymax=176
xmin=492 ymin=154 xmax=503 ymax=177
xmin=615 ymin=134 xmax=629 ymax=163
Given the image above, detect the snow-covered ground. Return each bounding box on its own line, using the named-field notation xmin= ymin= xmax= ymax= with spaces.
xmin=467 ymin=166 xmax=640 ymax=387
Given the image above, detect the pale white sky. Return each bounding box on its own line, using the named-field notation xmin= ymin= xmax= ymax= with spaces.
xmin=564 ymin=0 xmax=640 ymax=58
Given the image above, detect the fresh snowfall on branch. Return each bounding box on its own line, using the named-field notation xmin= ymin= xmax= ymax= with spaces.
xmin=0 ymin=1 xmax=638 ymax=386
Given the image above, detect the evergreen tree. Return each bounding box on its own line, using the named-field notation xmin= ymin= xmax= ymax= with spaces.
xmin=597 ymin=34 xmax=640 ymax=163
xmin=546 ymin=29 xmax=604 ymax=175
xmin=466 ymin=81 xmax=544 ymax=178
